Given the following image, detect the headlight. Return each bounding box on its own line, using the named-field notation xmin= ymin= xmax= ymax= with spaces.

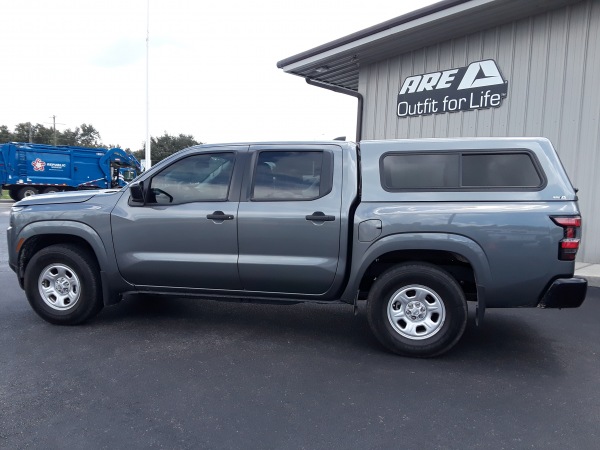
xmin=9 ymin=206 xmax=24 ymax=228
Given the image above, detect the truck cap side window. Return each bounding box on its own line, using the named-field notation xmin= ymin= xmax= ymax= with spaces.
xmin=381 ymin=151 xmax=545 ymax=191
xmin=148 ymin=153 xmax=235 ymax=204
xmin=461 ymin=153 xmax=542 ymax=187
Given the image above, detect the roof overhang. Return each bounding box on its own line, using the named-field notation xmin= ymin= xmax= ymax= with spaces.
xmin=277 ymin=0 xmax=582 ymax=91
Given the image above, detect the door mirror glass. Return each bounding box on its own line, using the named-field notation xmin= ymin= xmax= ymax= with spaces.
xmin=129 ymin=181 xmax=145 ymax=203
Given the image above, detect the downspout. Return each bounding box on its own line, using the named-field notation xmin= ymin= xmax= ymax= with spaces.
xmin=305 ymin=78 xmax=363 ymax=142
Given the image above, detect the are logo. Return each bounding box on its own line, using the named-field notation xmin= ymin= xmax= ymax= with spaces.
xmin=397 ymin=59 xmax=508 ymax=118
xmin=32 ymin=158 xmax=46 ymax=171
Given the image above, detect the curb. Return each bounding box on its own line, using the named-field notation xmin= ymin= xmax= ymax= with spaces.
xmin=575 ymin=272 xmax=600 ymax=288
xmin=575 ymin=263 xmax=600 ymax=288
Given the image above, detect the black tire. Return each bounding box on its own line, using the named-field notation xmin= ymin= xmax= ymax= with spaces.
xmin=367 ymin=263 xmax=467 ymax=357
xmin=24 ymin=244 xmax=104 ymax=325
xmin=8 ymin=188 xmax=20 ymax=201
xmin=42 ymin=187 xmax=60 ymax=194
xmin=17 ymin=186 xmax=39 ymax=201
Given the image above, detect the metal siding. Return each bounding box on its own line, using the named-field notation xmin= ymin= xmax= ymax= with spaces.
xmin=374 ymin=60 xmax=390 ymax=139
xmin=447 ymin=37 xmax=469 ymax=137
xmin=507 ymin=17 xmax=532 ymax=136
xmin=386 ymin=57 xmax=401 ymax=139
xmin=557 ymin=3 xmax=588 ymax=176
xmin=420 ymin=45 xmax=441 ymax=137
xmin=525 ymin=14 xmax=550 ymax=135
xmin=358 ymin=0 xmax=600 ymax=262
xmin=542 ymin=8 xmax=568 ymax=149
xmin=435 ymin=40 xmax=454 ymax=137
xmin=576 ymin=0 xmax=600 ymax=261
xmin=491 ymin=22 xmax=516 ymax=136
xmin=362 ymin=63 xmax=378 ymax=140
xmin=478 ymin=28 xmax=499 ymax=137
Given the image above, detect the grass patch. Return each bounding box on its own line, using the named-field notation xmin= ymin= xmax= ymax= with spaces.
xmin=1 ymin=189 xmax=12 ymax=200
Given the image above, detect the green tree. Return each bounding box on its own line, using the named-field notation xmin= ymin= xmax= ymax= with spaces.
xmin=0 ymin=122 xmax=104 ymax=147
xmin=133 ymin=132 xmax=201 ymax=164
xmin=0 ymin=125 xmax=13 ymax=143
xmin=12 ymin=123 xmax=33 ymax=142
xmin=57 ymin=127 xmax=80 ymax=146
xmin=32 ymin=124 xmax=55 ymax=144
xmin=78 ymin=123 xmax=102 ymax=147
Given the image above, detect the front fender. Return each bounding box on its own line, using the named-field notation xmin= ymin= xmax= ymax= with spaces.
xmin=18 ymin=220 xmax=110 ymax=271
xmin=341 ymin=232 xmax=491 ymax=305
xmin=15 ymin=220 xmax=130 ymax=305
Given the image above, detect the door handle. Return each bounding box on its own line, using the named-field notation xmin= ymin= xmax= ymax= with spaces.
xmin=207 ymin=211 xmax=234 ymax=220
xmin=305 ymin=211 xmax=335 ymax=222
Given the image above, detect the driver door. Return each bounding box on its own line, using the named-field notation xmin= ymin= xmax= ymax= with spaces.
xmin=111 ymin=150 xmax=243 ymax=290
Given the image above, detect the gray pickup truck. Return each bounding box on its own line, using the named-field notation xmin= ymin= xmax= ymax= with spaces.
xmin=7 ymin=138 xmax=587 ymax=357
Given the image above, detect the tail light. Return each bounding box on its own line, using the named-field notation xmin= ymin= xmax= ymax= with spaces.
xmin=551 ymin=216 xmax=581 ymax=261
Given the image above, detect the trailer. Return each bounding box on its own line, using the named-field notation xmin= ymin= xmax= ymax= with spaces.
xmin=0 ymin=142 xmax=141 ymax=201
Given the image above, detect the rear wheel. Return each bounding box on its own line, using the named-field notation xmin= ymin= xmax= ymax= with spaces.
xmin=17 ymin=186 xmax=39 ymax=201
xmin=367 ymin=263 xmax=467 ymax=357
xmin=42 ymin=187 xmax=60 ymax=194
xmin=24 ymin=244 xmax=104 ymax=325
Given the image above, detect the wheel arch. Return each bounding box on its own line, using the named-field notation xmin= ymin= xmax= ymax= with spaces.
xmin=342 ymin=233 xmax=491 ymax=318
xmin=16 ymin=221 xmax=110 ymax=294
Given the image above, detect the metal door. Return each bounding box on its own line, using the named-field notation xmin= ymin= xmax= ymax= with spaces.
xmin=237 ymin=145 xmax=342 ymax=295
xmin=111 ymin=151 xmax=243 ymax=290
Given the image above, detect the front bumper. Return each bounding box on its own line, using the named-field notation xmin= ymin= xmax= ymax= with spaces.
xmin=538 ymin=277 xmax=587 ymax=308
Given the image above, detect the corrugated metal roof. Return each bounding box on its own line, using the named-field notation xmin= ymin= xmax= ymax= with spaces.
xmin=277 ymin=0 xmax=583 ymax=91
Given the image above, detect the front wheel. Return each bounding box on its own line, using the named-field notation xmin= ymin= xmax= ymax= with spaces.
xmin=367 ymin=263 xmax=467 ymax=357
xmin=8 ymin=188 xmax=20 ymax=201
xmin=24 ymin=244 xmax=104 ymax=325
xmin=17 ymin=186 xmax=39 ymax=201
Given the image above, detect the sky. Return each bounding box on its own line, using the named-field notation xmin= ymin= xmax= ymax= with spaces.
xmin=0 ymin=0 xmax=440 ymax=152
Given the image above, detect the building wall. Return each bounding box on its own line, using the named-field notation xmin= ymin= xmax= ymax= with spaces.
xmin=359 ymin=0 xmax=600 ymax=263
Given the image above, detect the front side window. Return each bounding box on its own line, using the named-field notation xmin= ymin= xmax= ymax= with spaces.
xmin=149 ymin=153 xmax=234 ymax=204
xmin=252 ymin=151 xmax=325 ymax=201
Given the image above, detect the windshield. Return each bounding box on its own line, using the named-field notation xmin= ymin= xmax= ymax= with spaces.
xmin=120 ymin=168 xmax=137 ymax=182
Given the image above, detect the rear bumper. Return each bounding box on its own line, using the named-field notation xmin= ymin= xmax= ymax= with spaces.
xmin=538 ymin=277 xmax=587 ymax=309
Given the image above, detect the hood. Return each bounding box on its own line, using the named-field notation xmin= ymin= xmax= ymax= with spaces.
xmin=14 ymin=190 xmax=104 ymax=206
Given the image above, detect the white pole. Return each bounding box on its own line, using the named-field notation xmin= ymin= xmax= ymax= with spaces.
xmin=145 ymin=0 xmax=151 ymax=169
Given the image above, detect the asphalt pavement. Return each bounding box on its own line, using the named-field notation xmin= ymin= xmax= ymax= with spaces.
xmin=1 ymin=200 xmax=599 ymax=449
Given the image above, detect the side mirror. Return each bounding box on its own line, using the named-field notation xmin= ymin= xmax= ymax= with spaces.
xmin=129 ymin=181 xmax=145 ymax=204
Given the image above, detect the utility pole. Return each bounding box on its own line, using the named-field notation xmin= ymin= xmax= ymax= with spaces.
xmin=47 ymin=115 xmax=65 ymax=146
xmin=52 ymin=115 xmax=57 ymax=145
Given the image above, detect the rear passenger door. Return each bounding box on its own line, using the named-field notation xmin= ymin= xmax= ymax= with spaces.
xmin=237 ymin=145 xmax=342 ymax=295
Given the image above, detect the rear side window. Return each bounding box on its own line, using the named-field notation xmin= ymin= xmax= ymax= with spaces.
xmin=381 ymin=151 xmax=544 ymax=190
xmin=251 ymin=151 xmax=331 ymax=201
